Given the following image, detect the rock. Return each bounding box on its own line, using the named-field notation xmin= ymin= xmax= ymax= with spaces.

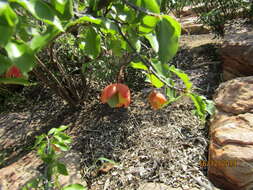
xmin=213 ymin=76 xmax=253 ymax=114
xmin=180 ymin=16 xmax=210 ymax=35
xmin=0 ymin=150 xmax=86 ymax=189
xmin=208 ymin=113 xmax=253 ymax=190
xmin=208 ymin=76 xmax=253 ymax=190
xmin=220 ymin=32 xmax=253 ymax=80
xmin=0 ymin=152 xmax=41 ymax=190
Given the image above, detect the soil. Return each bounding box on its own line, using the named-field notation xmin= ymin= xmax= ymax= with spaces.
xmin=0 ymin=24 xmax=229 ymax=189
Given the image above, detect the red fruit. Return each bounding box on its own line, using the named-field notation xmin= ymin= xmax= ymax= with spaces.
xmin=101 ymin=83 xmax=130 ymax=108
xmin=5 ymin=66 xmax=22 ymax=78
xmin=148 ymin=90 xmax=167 ymax=110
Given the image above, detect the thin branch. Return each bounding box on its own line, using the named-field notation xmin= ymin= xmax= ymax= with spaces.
xmin=35 ymin=56 xmax=76 ymax=106
xmin=122 ymin=0 xmax=161 ymax=17
xmin=114 ymin=22 xmax=186 ymax=93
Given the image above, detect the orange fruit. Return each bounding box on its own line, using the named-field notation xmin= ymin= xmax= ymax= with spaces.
xmin=101 ymin=83 xmax=130 ymax=108
xmin=148 ymin=90 xmax=167 ymax=110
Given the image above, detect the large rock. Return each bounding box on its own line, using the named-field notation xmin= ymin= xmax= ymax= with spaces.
xmin=220 ymin=32 xmax=253 ymax=80
xmin=0 ymin=152 xmax=42 ymax=190
xmin=208 ymin=77 xmax=253 ymax=190
xmin=0 ymin=150 xmax=86 ymax=189
xmin=213 ymin=77 xmax=253 ymax=114
xmin=180 ymin=16 xmax=210 ymax=35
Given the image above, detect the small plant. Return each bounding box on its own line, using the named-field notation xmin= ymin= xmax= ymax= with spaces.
xmin=22 ymin=125 xmax=87 ymax=190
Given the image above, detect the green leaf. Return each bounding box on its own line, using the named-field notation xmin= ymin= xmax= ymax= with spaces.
xmin=51 ymin=0 xmax=73 ymax=20
xmin=143 ymin=0 xmax=160 ymax=13
xmin=139 ymin=16 xmax=158 ymax=34
xmin=56 ymin=125 xmax=69 ymax=132
xmin=15 ymin=0 xmax=64 ymax=31
xmin=48 ymin=125 xmax=68 ymax=135
xmin=5 ymin=41 xmax=35 ymax=74
xmin=107 ymin=93 xmax=119 ymax=108
xmin=62 ymin=184 xmax=87 ymax=190
xmin=34 ymin=134 xmax=46 ymax=148
xmin=70 ymin=14 xmax=102 ymax=26
xmin=0 ymin=78 xmax=34 ymax=86
xmin=56 ymin=161 xmax=68 ymax=176
xmin=101 ymin=19 xmax=118 ymax=34
xmin=55 ymin=132 xmax=71 ymax=144
xmin=0 ymin=2 xmax=18 ymax=46
xmin=30 ymin=26 xmax=60 ymax=52
xmin=205 ymin=99 xmax=215 ymax=115
xmin=156 ymin=15 xmax=181 ymax=64
xmin=22 ymin=178 xmax=40 ymax=189
xmin=150 ymin=59 xmax=170 ymax=77
xmin=81 ymin=63 xmax=89 ymax=73
xmin=53 ymin=141 xmax=69 ymax=151
xmin=165 ymin=87 xmax=177 ymax=102
xmin=188 ymin=93 xmax=207 ymax=121
xmin=142 ymin=15 xmax=159 ymax=28
xmin=130 ymin=61 xmax=148 ymax=71
xmin=146 ymin=74 xmax=164 ymax=88
xmin=113 ymin=4 xmax=135 ymax=23
xmin=0 ymin=55 xmax=12 ymax=75
xmin=169 ymin=65 xmax=192 ymax=91
xmin=145 ymin=33 xmax=158 ymax=52
xmin=48 ymin=128 xmax=57 ymax=135
xmin=109 ymin=39 xmax=123 ymax=56
xmin=83 ymin=27 xmax=101 ymax=59
xmin=127 ymin=29 xmax=141 ymax=52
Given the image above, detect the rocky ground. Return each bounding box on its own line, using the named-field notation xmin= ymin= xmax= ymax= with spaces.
xmin=2 ymin=18 xmax=251 ymax=190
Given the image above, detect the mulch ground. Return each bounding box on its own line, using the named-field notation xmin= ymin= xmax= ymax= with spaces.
xmin=1 ymin=24 xmax=233 ymax=189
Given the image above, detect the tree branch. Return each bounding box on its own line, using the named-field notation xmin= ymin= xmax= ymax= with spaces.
xmin=122 ymin=0 xmax=161 ymax=17
xmin=114 ymin=22 xmax=186 ymax=93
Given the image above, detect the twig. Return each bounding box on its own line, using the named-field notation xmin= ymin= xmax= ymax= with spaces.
xmin=114 ymin=21 xmax=186 ymax=93
xmin=35 ymin=57 xmax=76 ymax=106
xmin=122 ymin=0 xmax=161 ymax=17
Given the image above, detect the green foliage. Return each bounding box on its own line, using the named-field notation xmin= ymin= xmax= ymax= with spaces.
xmin=0 ymin=0 xmax=214 ymax=120
xmin=191 ymin=0 xmax=251 ymax=37
xmin=23 ymin=125 xmax=87 ymax=190
xmin=163 ymin=0 xmax=251 ymax=36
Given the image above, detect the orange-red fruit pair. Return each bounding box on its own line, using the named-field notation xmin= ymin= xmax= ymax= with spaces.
xmin=5 ymin=66 xmax=22 ymax=78
xmin=101 ymin=83 xmax=130 ymax=108
xmin=148 ymin=90 xmax=167 ymax=110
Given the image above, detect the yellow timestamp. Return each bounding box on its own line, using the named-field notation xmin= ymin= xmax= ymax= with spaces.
xmin=199 ymin=160 xmax=237 ymax=168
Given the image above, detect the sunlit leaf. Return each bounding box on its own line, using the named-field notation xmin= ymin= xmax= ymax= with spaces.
xmin=51 ymin=0 xmax=73 ymax=20
xmin=83 ymin=27 xmax=101 ymax=59
xmin=156 ymin=15 xmax=181 ymax=64
xmin=145 ymin=33 xmax=158 ymax=52
xmin=30 ymin=26 xmax=60 ymax=52
xmin=130 ymin=61 xmax=148 ymax=71
xmin=147 ymin=74 xmax=164 ymax=88
xmin=14 ymin=0 xmax=64 ymax=31
xmin=5 ymin=41 xmax=35 ymax=74
xmin=0 ymin=2 xmax=18 ymax=46
xmin=169 ymin=65 xmax=192 ymax=91
xmin=143 ymin=0 xmax=160 ymax=13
